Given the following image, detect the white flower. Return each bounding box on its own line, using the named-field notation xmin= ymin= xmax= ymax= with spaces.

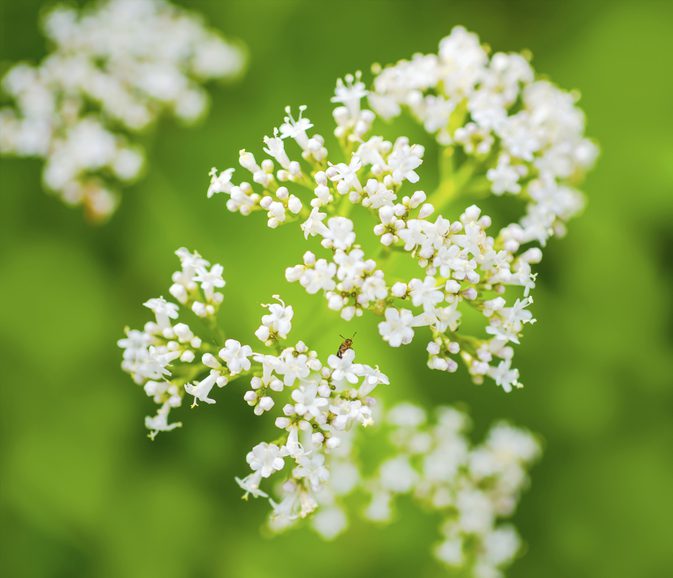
xmin=300 ymin=259 xmax=336 ymax=294
xmin=489 ymin=359 xmax=521 ymax=393
xmin=358 ymin=365 xmax=390 ymax=396
xmin=184 ymin=371 xmax=219 ymax=406
xmin=322 ymin=217 xmax=356 ymax=250
xmin=331 ymin=399 xmax=374 ymax=429
xmin=256 ymin=296 xmax=294 ymax=343
xmin=118 ymin=329 xmax=152 ymax=361
xmin=327 ymin=349 xmax=360 ymax=385
xmin=301 ymin=208 xmax=329 ymax=239
xmin=363 ymin=178 xmax=396 ymax=208
xmin=378 ymin=307 xmax=415 ymax=347
xmin=293 ymin=452 xmax=329 ymax=491
xmin=143 ymin=297 xmax=178 ymax=330
xmin=263 ymin=129 xmax=291 ymax=168
xmin=246 ymin=443 xmax=286 ymax=478
xmin=208 ymin=167 xmax=235 ymax=197
xmin=331 ymin=71 xmax=368 ymax=119
xmin=219 ymin=339 xmax=252 ymax=375
xmin=291 ymin=382 xmax=329 ymax=419
xmin=276 ymin=350 xmax=311 ymax=387
xmin=194 ymin=264 xmax=225 ymax=301
xmin=387 ymin=139 xmax=424 ymax=184
xmin=487 ymin=154 xmax=527 ymax=195
xmin=327 ymin=157 xmax=362 ymax=195
xmin=408 ymin=277 xmax=444 ymax=312
xmin=279 ymin=105 xmax=313 ymax=146
xmin=145 ymin=403 xmax=181 ymax=439
xmin=235 ymin=474 xmax=268 ymax=499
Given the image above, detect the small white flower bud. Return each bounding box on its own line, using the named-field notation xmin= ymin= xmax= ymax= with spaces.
xmin=180 ymin=350 xmax=195 ymax=363
xmin=418 ymin=203 xmax=434 ymax=218
xmin=521 ymin=247 xmax=543 ymax=264
xmin=409 ymin=190 xmax=426 ymax=207
xmin=202 ymin=353 xmax=220 ymax=368
xmin=258 ymin=396 xmax=274 ymax=412
xmin=270 ymin=378 xmax=284 ymax=392
xmin=288 ymin=195 xmax=302 ymax=214
xmin=392 ymin=282 xmax=407 ymax=297
xmin=275 ymin=416 xmax=290 ymax=429
xmin=381 ymin=232 xmax=394 ymax=246
xmin=462 ymin=287 xmax=478 ymax=300
xmin=192 ymin=302 xmax=207 ymax=317
xmin=239 ymin=150 xmax=258 ymax=172
xmin=255 ymin=325 xmax=270 ymax=342
xmin=426 ymin=341 xmax=440 ymax=355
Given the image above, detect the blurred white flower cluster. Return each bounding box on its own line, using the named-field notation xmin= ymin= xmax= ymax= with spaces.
xmin=119 ymin=248 xmax=389 ymax=524
xmin=302 ymin=402 xmax=540 ymax=578
xmin=208 ymin=26 xmax=597 ymax=392
xmin=0 ymin=0 xmax=245 ymax=221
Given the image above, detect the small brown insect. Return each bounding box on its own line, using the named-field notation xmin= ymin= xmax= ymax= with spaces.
xmin=336 ymin=332 xmax=357 ymax=358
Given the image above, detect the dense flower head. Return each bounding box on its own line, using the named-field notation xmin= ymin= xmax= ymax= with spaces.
xmin=0 ymin=0 xmax=246 ymax=220
xmin=207 ymin=26 xmax=596 ymax=392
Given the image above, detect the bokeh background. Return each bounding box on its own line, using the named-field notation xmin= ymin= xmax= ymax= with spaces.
xmin=1 ymin=1 xmax=673 ymax=577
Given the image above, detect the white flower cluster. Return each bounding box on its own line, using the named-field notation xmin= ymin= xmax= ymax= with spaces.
xmin=207 ymin=27 xmax=596 ymax=392
xmin=237 ymin=345 xmax=389 ymax=522
xmin=368 ymin=25 xmax=598 ymax=244
xmin=289 ymin=402 xmax=540 ymax=578
xmin=118 ymin=247 xmax=228 ymax=435
xmin=118 ymin=248 xmax=390 ymax=528
xmin=0 ymin=0 xmax=245 ymax=220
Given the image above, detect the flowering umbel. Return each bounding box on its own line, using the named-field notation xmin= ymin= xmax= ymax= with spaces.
xmin=208 ymin=26 xmax=597 ymax=393
xmin=0 ymin=0 xmax=246 ymax=221
xmin=120 ymin=26 xmax=596 ymax=578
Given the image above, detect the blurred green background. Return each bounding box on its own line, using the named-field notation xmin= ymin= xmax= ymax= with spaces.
xmin=1 ymin=1 xmax=673 ymax=577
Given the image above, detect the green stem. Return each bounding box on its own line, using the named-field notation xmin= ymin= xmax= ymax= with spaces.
xmin=337 ymin=195 xmax=352 ymax=217
xmin=428 ymin=154 xmax=480 ymax=210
